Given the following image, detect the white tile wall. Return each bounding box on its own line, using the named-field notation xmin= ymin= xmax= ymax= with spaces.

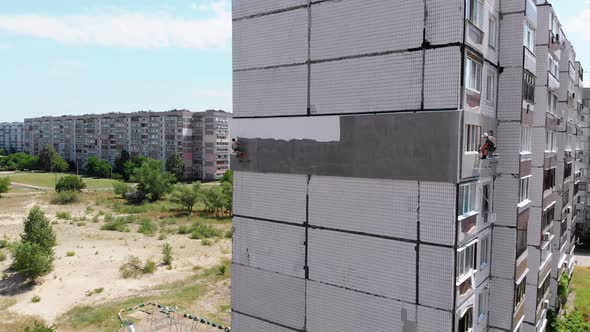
xmin=493 ymin=176 xmax=519 ymax=227
xmin=231 ymin=264 xmax=306 ymax=330
xmin=531 ymin=128 xmax=546 ymax=167
xmin=310 ymin=0 xmax=423 ymax=60
xmin=309 ymin=52 xmax=423 ymax=114
xmin=491 ymin=227 xmax=516 ymax=279
xmin=306 ymin=280 xmax=419 ymax=332
xmin=308 ymin=228 xmax=416 ymax=302
xmin=423 ymin=47 xmax=462 ymax=109
xmin=488 ymin=277 xmax=515 ymax=330
xmin=233 ymin=0 xmax=307 ymax=19
xmin=527 ymin=207 xmax=542 ymax=247
xmin=234 ymin=171 xmax=307 ymax=223
xmin=500 ymin=14 xmax=526 ymax=67
xmin=420 ymin=181 xmax=456 ymax=246
xmin=233 ymin=8 xmax=308 ymax=70
xmin=232 ymin=312 xmax=296 ymax=332
xmin=425 ymin=0 xmax=464 ymax=45
xmin=233 ymin=217 xmax=305 ymax=277
xmin=419 ymin=245 xmax=454 ymax=310
xmin=308 ymin=176 xmax=418 ymax=239
xmin=417 ymin=306 xmax=453 ymax=332
xmin=497 ymin=67 xmax=524 ymax=121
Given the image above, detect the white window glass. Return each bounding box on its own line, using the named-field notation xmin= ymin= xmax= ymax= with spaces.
xmin=485 ymin=73 xmax=495 ymax=102
xmin=524 ymin=22 xmax=535 ymax=51
xmin=546 ymin=131 xmax=557 ymax=152
xmin=489 ymin=17 xmax=497 ymax=48
xmin=478 ymin=289 xmax=489 ymax=321
xmin=466 ymin=57 xmax=483 ymax=92
xmin=519 ymin=176 xmax=531 ymax=203
xmin=467 ymin=0 xmax=484 ymax=28
xmin=479 ymin=236 xmax=490 ymax=267
xmin=457 ymin=241 xmax=478 ymax=280
xmin=521 ymin=125 xmax=532 ymax=153
xmin=465 ymin=125 xmax=482 ymax=153
xmin=459 ymin=182 xmax=478 ymax=216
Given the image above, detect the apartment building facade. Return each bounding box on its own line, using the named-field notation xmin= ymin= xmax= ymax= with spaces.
xmin=0 ymin=122 xmax=24 ymax=153
xmin=231 ymin=0 xmax=585 ymax=331
xmin=23 ymin=110 xmax=231 ymax=180
xmin=193 ymin=110 xmax=231 ymax=181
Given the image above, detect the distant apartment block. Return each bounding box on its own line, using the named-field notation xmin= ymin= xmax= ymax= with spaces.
xmin=231 ymin=0 xmax=586 ymax=331
xmin=23 ymin=110 xmax=231 ymax=180
xmin=0 ymin=122 xmax=24 ymax=153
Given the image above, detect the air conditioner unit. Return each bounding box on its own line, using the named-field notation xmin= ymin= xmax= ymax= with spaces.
xmin=565 ymin=207 xmax=571 ymax=214
xmin=488 ymin=213 xmax=496 ymax=223
xmin=543 ymin=300 xmax=550 ymax=309
xmin=543 ymin=232 xmax=551 ymax=242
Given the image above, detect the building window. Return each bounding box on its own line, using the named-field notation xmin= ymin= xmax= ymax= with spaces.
xmin=489 ymin=17 xmax=498 ymax=49
xmin=519 ymin=176 xmax=531 ymax=204
xmin=466 ymin=57 xmax=483 ymax=92
xmin=524 ymin=22 xmax=535 ymax=51
xmin=459 ymin=307 xmax=474 ymax=332
xmin=514 ymin=278 xmax=527 ymax=309
xmin=542 ymin=206 xmax=554 ymax=231
xmin=479 ymin=235 xmax=490 ymax=268
xmin=543 ymin=168 xmax=556 ymax=192
xmin=485 ymin=72 xmax=496 ymax=103
xmin=459 ymin=182 xmax=478 ymax=216
xmin=465 ymin=125 xmax=482 ymax=153
xmin=545 ymin=131 xmax=557 ymax=152
xmin=548 ymin=55 xmax=559 ymax=77
xmin=516 ymin=220 xmax=528 ymax=258
xmin=523 ymin=71 xmax=535 ymax=103
xmin=547 ymin=92 xmax=558 ymax=115
xmin=521 ymin=125 xmax=532 ymax=153
xmin=457 ymin=241 xmax=477 ymax=281
xmin=478 ymin=289 xmax=489 ymax=322
xmin=467 ymin=0 xmax=484 ymax=28
xmin=537 ymin=275 xmax=550 ymax=307
xmin=482 ymin=184 xmax=491 ymax=221
xmin=565 ymin=162 xmax=573 ymax=179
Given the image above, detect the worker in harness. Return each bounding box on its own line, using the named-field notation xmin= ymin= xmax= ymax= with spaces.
xmin=480 ymin=132 xmax=496 ymax=159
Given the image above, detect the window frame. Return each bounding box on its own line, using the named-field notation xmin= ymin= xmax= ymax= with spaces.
xmin=479 ymin=235 xmax=490 ymax=268
xmin=488 ymin=16 xmax=498 ymax=49
xmin=519 ymin=176 xmax=531 ymax=204
xmin=459 ymin=182 xmax=478 ymax=216
xmin=485 ymin=72 xmax=496 ymax=103
xmin=478 ymin=289 xmax=489 ymax=322
xmin=521 ymin=125 xmax=532 ymax=153
xmin=457 ymin=240 xmax=478 ymax=282
xmin=524 ymin=21 xmax=535 ymax=51
xmin=465 ymin=125 xmax=482 ymax=153
xmin=466 ymin=57 xmax=483 ymax=93
xmin=467 ymin=0 xmax=484 ymax=29
xmin=514 ymin=278 xmax=527 ymax=309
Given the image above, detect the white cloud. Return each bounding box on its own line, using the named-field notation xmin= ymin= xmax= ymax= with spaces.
xmin=563 ymin=0 xmax=590 ymax=40
xmin=0 ymin=2 xmax=231 ymax=49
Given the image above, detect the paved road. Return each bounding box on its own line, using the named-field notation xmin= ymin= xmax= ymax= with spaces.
xmin=576 ymin=251 xmax=590 ymax=267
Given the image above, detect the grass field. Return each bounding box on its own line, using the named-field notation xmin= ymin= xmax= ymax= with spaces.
xmin=573 ymin=266 xmax=590 ymax=320
xmin=2 ymin=172 xmax=119 ymax=190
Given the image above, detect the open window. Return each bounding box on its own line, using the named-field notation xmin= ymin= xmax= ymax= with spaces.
xmin=458 ymin=306 xmax=474 ymax=332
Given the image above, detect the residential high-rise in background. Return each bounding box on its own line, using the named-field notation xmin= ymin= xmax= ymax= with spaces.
xmin=0 ymin=122 xmax=24 ymax=153
xmin=22 ymin=109 xmax=231 ymax=180
xmin=231 ymin=0 xmax=586 ymax=331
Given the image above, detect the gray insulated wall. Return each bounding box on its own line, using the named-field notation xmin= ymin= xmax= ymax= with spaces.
xmin=232 ymin=0 xmax=466 ymax=331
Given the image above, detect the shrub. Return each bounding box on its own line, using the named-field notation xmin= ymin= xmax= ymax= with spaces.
xmin=177 ymin=225 xmax=189 ymax=235
xmin=66 ymin=251 xmax=75 ymax=257
xmin=56 ymin=212 xmax=71 ymax=220
xmin=558 ymin=272 xmax=570 ymax=307
xmin=224 ymin=230 xmax=233 ymax=239
xmin=50 ymin=191 xmax=79 ymax=205
xmin=138 ymin=220 xmax=158 ymax=236
xmin=77 ymin=222 xmax=86 ymax=227
xmin=85 ymin=287 xmax=104 ymax=296
xmin=555 ymin=310 xmax=590 ymax=331
xmin=24 ymin=321 xmax=56 ymax=332
xmin=12 ymin=242 xmax=53 ymax=280
xmin=113 ymin=181 xmax=131 ymax=199
xmin=130 ymin=159 xmax=176 ymax=202
xmin=218 ymin=265 xmax=227 ymax=276
xmin=119 ymin=256 xmax=143 ymax=279
xmin=0 ymin=177 xmax=10 ymax=197
xmin=31 ymin=295 xmax=41 ymax=303
xmin=22 ymin=207 xmax=56 ymax=252
xmin=142 ymin=259 xmax=157 ymax=274
xmin=85 ymin=156 xmax=111 ymax=178
xmin=0 ymin=236 xmax=10 ymax=249
xmin=55 ymin=175 xmax=86 ymax=192
xmin=0 ymin=250 xmax=6 ymax=261
xmin=170 ymin=182 xmax=201 ymax=215
xmin=201 ymin=239 xmax=213 ymax=246
xmin=189 ymin=223 xmax=221 ymax=240
xmin=100 ymin=218 xmax=130 ymax=232
xmin=162 ymin=243 xmax=173 ymax=266
xmin=158 ymin=233 xmax=167 ymax=240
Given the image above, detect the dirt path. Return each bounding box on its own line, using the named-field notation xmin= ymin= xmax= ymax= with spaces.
xmin=0 ymin=192 xmax=231 ymax=325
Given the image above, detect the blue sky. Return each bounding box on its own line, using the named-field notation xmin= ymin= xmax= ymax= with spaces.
xmin=0 ymin=1 xmax=587 ymax=122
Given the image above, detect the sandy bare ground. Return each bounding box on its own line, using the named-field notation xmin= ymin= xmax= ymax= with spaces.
xmin=0 ymin=191 xmax=231 ymax=326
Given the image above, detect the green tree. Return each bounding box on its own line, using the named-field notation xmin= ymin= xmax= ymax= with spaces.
xmin=114 ymin=150 xmax=131 ymax=176
xmin=12 ymin=241 xmax=53 ymax=280
xmin=0 ymin=147 xmax=5 ymax=156
xmin=113 ymin=181 xmax=131 ymax=198
xmin=55 ymin=175 xmax=86 ymax=192
xmin=51 ymin=156 xmax=69 ymax=173
xmin=221 ymin=181 xmax=233 ymax=214
xmin=22 ymin=207 xmax=57 ymax=251
xmin=123 ymin=156 xmax=147 ymax=181
xmin=555 ymin=310 xmax=590 ymax=332
xmin=86 ymin=156 xmax=111 ymax=178
xmin=170 ymin=182 xmax=201 ymax=215
xmin=131 ymin=159 xmax=175 ymax=202
xmin=203 ymin=186 xmax=226 ymax=216
xmin=220 ymin=170 xmax=233 ymax=184
xmin=0 ymin=177 xmax=10 ymax=197
xmin=165 ymin=153 xmax=185 ymax=182
xmin=39 ymin=145 xmax=57 ymax=172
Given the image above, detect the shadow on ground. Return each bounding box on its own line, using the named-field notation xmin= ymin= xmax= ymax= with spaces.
xmin=0 ymin=268 xmax=35 ymax=296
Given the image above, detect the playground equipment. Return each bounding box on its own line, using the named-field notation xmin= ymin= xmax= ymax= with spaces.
xmin=117 ymin=302 xmax=230 ymax=332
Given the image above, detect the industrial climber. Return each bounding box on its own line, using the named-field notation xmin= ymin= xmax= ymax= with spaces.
xmin=480 ymin=132 xmax=497 ymax=160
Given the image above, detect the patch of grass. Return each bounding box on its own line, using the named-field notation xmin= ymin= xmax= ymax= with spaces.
xmin=85 ymin=206 xmax=94 ymax=213
xmin=66 ymin=251 xmax=75 ymax=257
xmin=31 ymin=295 xmax=41 ymax=303
xmin=177 ymin=225 xmax=190 ymax=234
xmin=111 ymin=201 xmax=149 ymax=214
xmin=77 ymin=222 xmax=86 ymax=227
xmin=0 ymin=250 xmax=6 ymax=261
xmin=189 ymin=223 xmax=222 ymax=240
xmin=85 ymin=288 xmax=104 ymax=297
xmin=138 ymin=220 xmax=158 ymax=236
xmin=201 ymin=239 xmax=213 ymax=246
xmin=142 ymin=259 xmax=157 ymax=274
xmin=0 ymin=235 xmax=10 ymax=249
xmin=100 ymin=216 xmax=134 ymax=232
xmin=55 ymin=212 xmax=71 ymax=220
xmin=224 ymin=230 xmax=232 ymax=239
xmin=91 ymin=215 xmax=99 ymax=223
xmin=573 ymin=266 xmax=590 ymax=320
xmin=158 ymin=233 xmax=167 ymax=240
xmin=203 ymin=259 xmax=231 ymax=279
xmin=119 ymin=256 xmax=143 ymax=279
xmin=50 ymin=191 xmax=80 ymax=205
xmin=5 ymin=172 xmax=118 ymax=190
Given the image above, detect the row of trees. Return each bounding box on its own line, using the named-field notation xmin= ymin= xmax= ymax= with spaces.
xmin=170 ymin=170 xmax=233 ymax=217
